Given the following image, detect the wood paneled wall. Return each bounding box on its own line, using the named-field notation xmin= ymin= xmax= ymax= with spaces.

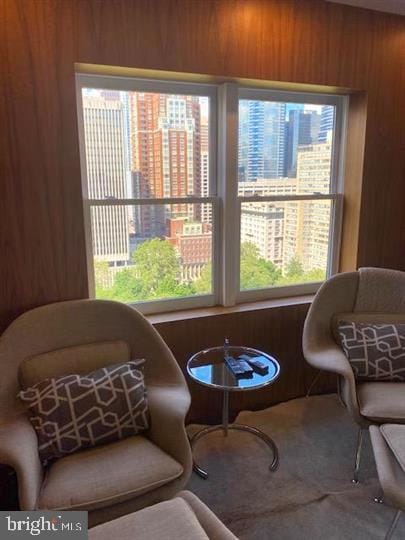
xmin=0 ymin=0 xmax=404 ymax=417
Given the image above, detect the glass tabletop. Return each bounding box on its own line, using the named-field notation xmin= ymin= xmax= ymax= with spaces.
xmin=187 ymin=345 xmax=280 ymax=391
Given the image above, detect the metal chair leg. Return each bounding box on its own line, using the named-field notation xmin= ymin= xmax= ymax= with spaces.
xmin=385 ymin=510 xmax=401 ymax=540
xmin=336 ymin=375 xmax=346 ymax=407
xmin=374 ymin=488 xmax=384 ymax=504
xmin=352 ymin=427 xmax=364 ymax=484
xmin=306 ymin=370 xmax=322 ymax=397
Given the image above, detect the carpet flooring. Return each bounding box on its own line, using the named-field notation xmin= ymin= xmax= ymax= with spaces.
xmin=186 ymin=394 xmax=405 ymax=540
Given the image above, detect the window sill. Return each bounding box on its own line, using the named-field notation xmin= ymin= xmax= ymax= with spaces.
xmin=147 ymin=294 xmax=314 ymax=325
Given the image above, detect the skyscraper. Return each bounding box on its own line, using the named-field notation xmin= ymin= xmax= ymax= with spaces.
xmin=263 ymin=101 xmax=287 ymax=178
xmin=238 ymin=100 xmax=286 ymax=182
xmin=285 ymin=110 xmax=321 ymax=177
xmin=318 ymin=105 xmax=335 ymax=142
xmin=82 ymin=94 xmax=129 ymax=266
xmin=200 ymin=116 xmax=211 ymax=223
xmin=129 ymin=93 xmax=202 ymax=237
xmin=283 ymin=142 xmax=332 ymax=273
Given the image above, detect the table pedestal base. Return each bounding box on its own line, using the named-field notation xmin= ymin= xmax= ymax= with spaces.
xmin=190 ymin=423 xmax=279 ymax=479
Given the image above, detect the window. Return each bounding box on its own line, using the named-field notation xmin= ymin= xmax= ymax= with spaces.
xmin=77 ymin=75 xmax=346 ymax=314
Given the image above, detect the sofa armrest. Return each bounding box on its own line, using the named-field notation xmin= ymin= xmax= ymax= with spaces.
xmin=147 ymin=385 xmax=192 ymax=477
xmin=0 ymin=414 xmax=43 ymax=509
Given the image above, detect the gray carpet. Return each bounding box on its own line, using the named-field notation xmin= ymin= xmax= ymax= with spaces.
xmin=186 ymin=394 xmax=405 ymax=539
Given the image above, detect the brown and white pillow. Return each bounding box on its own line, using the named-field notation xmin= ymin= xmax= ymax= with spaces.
xmin=19 ymin=360 xmax=149 ymax=464
xmin=339 ymin=322 xmax=405 ymax=382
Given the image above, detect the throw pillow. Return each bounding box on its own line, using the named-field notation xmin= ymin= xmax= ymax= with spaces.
xmin=339 ymin=322 xmax=405 ymax=382
xmin=19 ymin=360 xmax=149 ymax=464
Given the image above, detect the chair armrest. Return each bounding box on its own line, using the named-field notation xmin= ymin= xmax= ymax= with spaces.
xmin=179 ymin=491 xmax=238 ymax=539
xmin=303 ymin=339 xmax=353 ymax=379
xmin=147 ymin=385 xmax=192 ymax=476
xmin=0 ymin=414 xmax=43 ymax=510
xmin=303 ymin=340 xmax=363 ymax=424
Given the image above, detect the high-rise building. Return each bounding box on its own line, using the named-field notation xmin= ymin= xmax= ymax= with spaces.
xmin=263 ymin=102 xmax=287 ymax=178
xmin=283 ymin=142 xmax=332 ymax=272
xmin=82 ymin=95 xmax=129 ymax=266
xmin=129 ymin=93 xmax=202 ymax=238
xmin=200 ymin=116 xmax=211 ymax=223
xmin=240 ymin=179 xmax=297 ymax=267
xmin=238 ymin=100 xmax=286 ymax=182
xmin=318 ymin=105 xmax=335 ymax=142
xmin=285 ymin=110 xmax=321 ymax=177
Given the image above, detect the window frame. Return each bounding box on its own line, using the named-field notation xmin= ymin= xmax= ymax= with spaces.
xmin=76 ymin=74 xmax=219 ymax=314
xmin=76 ymin=74 xmax=348 ymax=314
xmin=234 ymin=86 xmax=347 ymax=303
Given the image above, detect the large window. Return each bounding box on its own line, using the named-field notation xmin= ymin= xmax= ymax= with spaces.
xmin=77 ymin=75 xmax=346 ymax=314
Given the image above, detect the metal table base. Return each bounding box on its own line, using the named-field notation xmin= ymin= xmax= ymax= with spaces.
xmin=190 ymin=389 xmax=279 ymax=479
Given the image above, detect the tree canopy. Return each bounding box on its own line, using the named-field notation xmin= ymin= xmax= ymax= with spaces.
xmin=95 ymin=238 xmax=193 ymax=303
xmin=95 ymin=239 xmax=326 ymax=303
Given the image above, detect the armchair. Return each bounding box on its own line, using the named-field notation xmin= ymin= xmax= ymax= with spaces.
xmin=0 ymin=299 xmax=192 ymax=526
xmin=303 ymin=268 xmax=405 ymax=483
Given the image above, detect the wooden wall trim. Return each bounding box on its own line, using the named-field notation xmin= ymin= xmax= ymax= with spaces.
xmin=339 ymin=92 xmax=368 ymax=271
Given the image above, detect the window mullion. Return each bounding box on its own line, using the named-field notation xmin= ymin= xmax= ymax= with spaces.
xmin=328 ymin=193 xmax=344 ymax=277
xmin=218 ymin=83 xmax=239 ymax=307
xmin=88 ymin=196 xmax=216 ymax=206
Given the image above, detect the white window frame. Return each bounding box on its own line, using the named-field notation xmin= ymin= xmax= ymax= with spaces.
xmin=76 ymin=74 xmax=219 ymax=314
xmin=233 ymin=86 xmax=347 ymax=303
xmin=76 ymin=74 xmax=347 ymax=314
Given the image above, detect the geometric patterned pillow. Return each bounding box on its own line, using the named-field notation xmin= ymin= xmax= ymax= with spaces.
xmin=18 ymin=360 xmax=149 ymax=464
xmin=339 ymin=322 xmax=405 ymax=382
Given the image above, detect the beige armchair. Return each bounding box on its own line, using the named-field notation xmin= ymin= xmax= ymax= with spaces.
xmin=0 ymin=299 xmax=192 ymax=526
xmin=369 ymin=425 xmax=405 ymax=539
xmin=303 ymin=268 xmax=405 ymax=483
xmin=89 ymin=491 xmax=238 ymax=539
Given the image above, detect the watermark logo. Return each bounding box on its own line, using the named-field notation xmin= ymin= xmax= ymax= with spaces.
xmin=0 ymin=512 xmax=87 ymax=539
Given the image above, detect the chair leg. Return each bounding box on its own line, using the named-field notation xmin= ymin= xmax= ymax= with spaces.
xmin=374 ymin=488 xmax=384 ymax=504
xmin=306 ymin=369 xmax=322 ymax=397
xmin=385 ymin=510 xmax=401 ymax=540
xmin=336 ymin=375 xmax=346 ymax=407
xmin=352 ymin=427 xmax=364 ymax=484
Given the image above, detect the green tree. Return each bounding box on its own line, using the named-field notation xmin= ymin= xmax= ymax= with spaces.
xmin=94 ymin=260 xmax=114 ymax=299
xmin=133 ymin=239 xmax=179 ymax=291
xmin=302 ymin=268 xmax=326 ymax=282
xmin=194 ymin=263 xmax=212 ymax=294
xmin=194 ymin=242 xmax=282 ymax=293
xmin=101 ymin=238 xmax=195 ymax=303
xmin=286 ymin=257 xmax=304 ymax=278
xmin=240 ymin=242 xmax=281 ymax=290
xmin=112 ymin=267 xmax=143 ymax=302
xmin=277 ymin=255 xmax=326 ymax=286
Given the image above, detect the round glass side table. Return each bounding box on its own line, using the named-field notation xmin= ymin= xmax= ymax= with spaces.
xmin=187 ymin=344 xmax=281 ymax=479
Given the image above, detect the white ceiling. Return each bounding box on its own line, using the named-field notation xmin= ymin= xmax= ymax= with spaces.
xmin=326 ymin=0 xmax=405 ymax=16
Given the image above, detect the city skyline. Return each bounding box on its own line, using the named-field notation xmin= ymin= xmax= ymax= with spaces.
xmin=81 ymin=87 xmax=336 ymax=302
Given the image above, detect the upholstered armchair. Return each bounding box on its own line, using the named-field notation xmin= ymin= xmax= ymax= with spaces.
xmin=303 ymin=268 xmax=405 ymax=483
xmin=0 ymin=300 xmax=192 ymax=526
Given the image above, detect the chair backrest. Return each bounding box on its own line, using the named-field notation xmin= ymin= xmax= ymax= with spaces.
xmin=19 ymin=340 xmax=131 ymax=388
xmin=0 ymin=299 xmax=185 ymax=419
xmin=305 ymin=267 xmax=405 ymax=356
